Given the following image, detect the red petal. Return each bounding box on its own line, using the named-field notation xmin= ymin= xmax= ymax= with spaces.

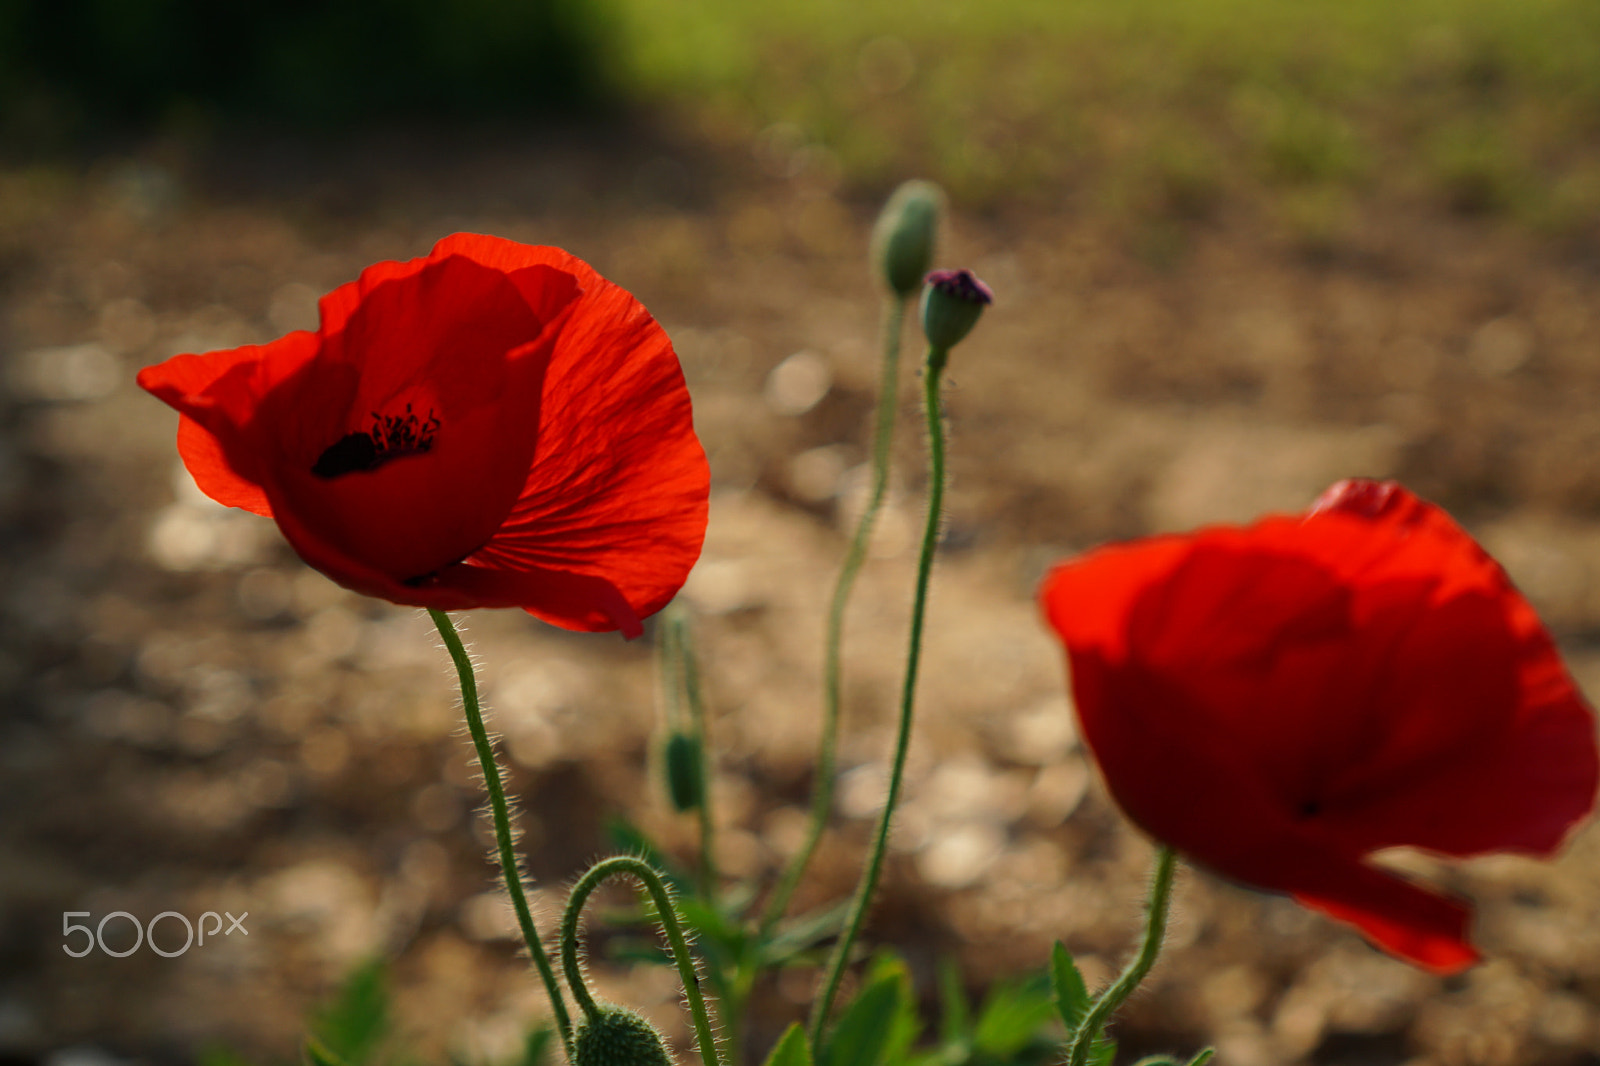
xmin=259 ymin=491 xmax=421 ymax=603
xmin=1056 ymin=609 xmax=1481 ymax=971
xmin=448 ymin=244 xmax=710 ymax=631
xmin=1039 ymin=481 xmax=1599 ymax=970
xmin=1249 ymin=838 xmax=1480 ymax=974
xmin=259 ymin=256 xmax=581 ymax=583
xmin=137 ymin=333 xmax=321 ymax=515
xmin=426 ymin=562 xmax=644 ymax=638
xmin=1305 ymin=503 xmax=1597 ymax=857
xmin=1299 ymin=897 xmax=1479 ymax=975
xmin=176 ymin=415 xmax=272 ymax=515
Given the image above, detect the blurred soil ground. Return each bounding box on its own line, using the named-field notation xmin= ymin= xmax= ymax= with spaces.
xmin=6 ymin=125 xmax=1600 ymax=1066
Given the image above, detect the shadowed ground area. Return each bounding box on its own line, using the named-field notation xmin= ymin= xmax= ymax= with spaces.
xmin=5 ymin=123 xmax=1600 ymax=1066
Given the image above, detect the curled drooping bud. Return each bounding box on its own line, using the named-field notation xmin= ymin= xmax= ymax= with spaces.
xmin=663 ymin=730 xmax=705 ymax=812
xmin=574 ymin=1005 xmax=676 ymax=1066
xmin=920 ymin=268 xmax=993 ymax=354
xmin=871 ymin=180 xmax=944 ymax=299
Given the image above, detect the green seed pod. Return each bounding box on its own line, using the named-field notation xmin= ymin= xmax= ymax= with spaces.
xmin=871 ymin=180 xmax=944 ymax=299
xmin=663 ymin=730 xmax=705 ymax=812
xmin=920 ymin=268 xmax=994 ymax=354
xmin=574 ymin=1006 xmax=676 ymax=1066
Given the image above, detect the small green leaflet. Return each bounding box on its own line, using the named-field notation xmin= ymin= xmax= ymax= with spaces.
xmin=303 ymin=1039 xmax=352 ymax=1066
xmin=518 ymin=1024 xmax=557 ymax=1066
xmin=1050 ymin=942 xmax=1090 ymax=1032
xmin=1126 ymin=1042 xmax=1217 ymax=1064
xmin=763 ymin=1023 xmax=815 ymax=1066
xmin=822 ymin=955 xmax=920 ymax=1066
xmin=311 ymin=960 xmax=388 ymax=1065
xmin=971 ymin=973 xmax=1058 ymax=1059
xmin=824 ymin=978 xmax=901 ymax=1066
xmin=935 ymin=958 xmax=970 ymax=1050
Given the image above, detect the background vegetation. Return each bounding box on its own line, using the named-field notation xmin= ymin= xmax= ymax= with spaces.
xmin=5 ymin=0 xmax=1599 ymax=233
xmin=0 ymin=0 xmax=611 ymax=134
xmin=599 ymin=0 xmax=1600 ymax=232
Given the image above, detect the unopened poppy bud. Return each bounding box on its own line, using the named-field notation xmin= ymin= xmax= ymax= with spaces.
xmin=871 ymin=180 xmax=944 ymax=298
xmin=663 ymin=730 xmax=705 ymax=812
xmin=920 ymin=268 xmax=993 ymax=354
xmin=574 ymin=1006 xmax=676 ymax=1066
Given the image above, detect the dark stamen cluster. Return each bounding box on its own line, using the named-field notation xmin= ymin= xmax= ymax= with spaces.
xmin=312 ymin=404 xmax=440 ymax=479
xmin=373 ymin=403 xmax=441 ymax=457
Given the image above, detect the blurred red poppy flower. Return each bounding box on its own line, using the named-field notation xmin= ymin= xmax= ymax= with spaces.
xmin=139 ymin=233 xmax=708 ymax=638
xmin=1039 ymin=479 xmax=1598 ymax=973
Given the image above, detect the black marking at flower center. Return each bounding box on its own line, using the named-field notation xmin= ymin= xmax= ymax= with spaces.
xmin=312 ymin=404 xmax=441 ymax=478
xmin=1296 ymin=798 xmax=1322 ymax=819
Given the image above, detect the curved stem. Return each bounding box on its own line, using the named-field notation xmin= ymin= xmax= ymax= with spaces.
xmin=1066 ymin=847 xmax=1179 ymax=1066
xmin=763 ymin=293 xmax=908 ymax=934
xmin=809 ymin=345 xmax=948 ymax=1048
xmin=428 ymin=609 xmax=574 ymax=1061
xmin=560 ymin=856 xmax=725 ymax=1066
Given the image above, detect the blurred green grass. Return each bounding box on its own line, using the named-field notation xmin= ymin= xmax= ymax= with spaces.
xmin=603 ymin=0 xmax=1600 ymax=233
xmin=5 ymin=0 xmax=1597 ymax=236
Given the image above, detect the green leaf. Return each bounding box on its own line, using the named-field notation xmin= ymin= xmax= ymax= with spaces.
xmin=935 ymin=958 xmax=971 ymax=1049
xmin=605 ymin=817 xmax=692 ymax=894
xmin=760 ymin=901 xmax=852 ymax=966
xmin=823 ymin=977 xmax=900 ymax=1066
xmin=677 ymin=895 xmax=743 ymax=949
xmin=312 ymin=960 xmax=389 ymax=1065
xmin=303 ymin=1038 xmax=352 ymax=1066
xmin=517 ymin=1024 xmax=557 ymax=1066
xmin=603 ymin=936 xmax=675 ymax=967
xmin=197 ymin=1047 xmax=255 ymax=1066
xmin=868 ymin=953 xmax=923 ymax=1066
xmin=972 ymin=973 xmax=1058 ymax=1059
xmin=676 ymin=894 xmax=755 ymax=986
xmin=1186 ymin=1049 xmax=1216 ymax=1066
xmin=1050 ymin=943 xmax=1090 ymax=1033
xmin=1090 ymin=1037 xmax=1117 ymax=1066
xmin=823 ymin=955 xmax=921 ymax=1066
xmin=764 ymin=1023 xmax=815 ymax=1066
xmin=718 ymin=880 xmax=760 ymax=918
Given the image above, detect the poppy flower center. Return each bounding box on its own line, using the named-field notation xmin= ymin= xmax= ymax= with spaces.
xmin=312 ymin=404 xmax=441 ymax=479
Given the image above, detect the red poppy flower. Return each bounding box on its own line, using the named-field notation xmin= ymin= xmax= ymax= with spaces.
xmin=138 ymin=233 xmax=708 ymax=638
xmin=1039 ymin=479 xmax=1598 ymax=973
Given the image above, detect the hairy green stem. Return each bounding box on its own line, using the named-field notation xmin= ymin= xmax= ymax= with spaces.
xmin=809 ymin=344 xmax=948 ymax=1048
xmin=560 ymin=856 xmax=725 ymax=1066
xmin=1066 ymin=847 xmax=1179 ymax=1066
xmin=762 ymin=293 xmax=908 ymax=935
xmin=428 ymin=609 xmax=574 ymax=1061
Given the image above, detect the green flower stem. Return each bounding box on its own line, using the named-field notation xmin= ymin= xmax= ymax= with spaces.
xmin=428 ymin=609 xmax=574 ymax=1062
xmin=560 ymin=855 xmax=725 ymax=1066
xmin=809 ymin=343 xmax=948 ymax=1048
xmin=679 ymin=613 xmax=718 ymax=905
xmin=660 ymin=605 xmax=685 ymax=727
xmin=762 ymin=292 xmax=909 ymax=935
xmin=1066 ymin=847 xmax=1179 ymax=1066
